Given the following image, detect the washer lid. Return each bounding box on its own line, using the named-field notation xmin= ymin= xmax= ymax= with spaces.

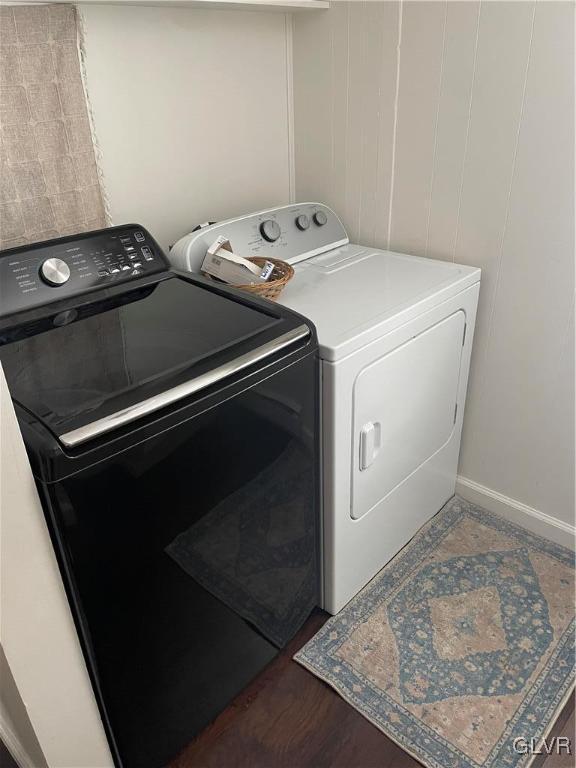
xmin=0 ymin=275 xmax=309 ymax=447
xmin=279 ymin=245 xmax=481 ymax=361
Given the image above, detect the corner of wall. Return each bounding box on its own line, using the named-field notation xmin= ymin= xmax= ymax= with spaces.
xmin=0 ymin=646 xmax=47 ymax=768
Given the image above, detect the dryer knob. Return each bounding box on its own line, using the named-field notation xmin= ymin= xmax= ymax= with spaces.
xmin=260 ymin=219 xmax=281 ymax=242
xmin=40 ymin=257 xmax=71 ymax=286
xmin=295 ymin=214 xmax=310 ymax=231
xmin=313 ymin=210 xmax=328 ymax=227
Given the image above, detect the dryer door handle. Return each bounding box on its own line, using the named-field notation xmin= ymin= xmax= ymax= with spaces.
xmin=360 ymin=421 xmax=381 ymax=470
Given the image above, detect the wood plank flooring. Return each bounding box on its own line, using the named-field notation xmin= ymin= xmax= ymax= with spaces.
xmin=0 ymin=609 xmax=572 ymax=767
xmin=171 ymin=610 xmax=574 ymax=768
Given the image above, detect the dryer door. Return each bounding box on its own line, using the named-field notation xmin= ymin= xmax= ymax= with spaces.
xmin=352 ymin=310 xmax=466 ymax=520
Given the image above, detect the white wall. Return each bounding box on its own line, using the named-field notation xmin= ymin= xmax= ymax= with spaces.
xmin=0 ymin=364 xmax=113 ymax=767
xmin=80 ymin=5 xmax=293 ymax=251
xmin=293 ymin=1 xmax=575 ymax=540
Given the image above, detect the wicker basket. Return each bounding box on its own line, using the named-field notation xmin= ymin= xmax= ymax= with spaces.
xmin=209 ymin=257 xmax=294 ymax=301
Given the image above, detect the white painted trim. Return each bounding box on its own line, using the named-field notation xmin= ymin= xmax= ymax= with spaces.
xmin=0 ymin=717 xmax=36 ymax=768
xmin=456 ymin=475 xmax=576 ymax=551
xmin=285 ymin=13 xmax=296 ymax=203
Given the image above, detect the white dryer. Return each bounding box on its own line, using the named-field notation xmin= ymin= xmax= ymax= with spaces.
xmin=170 ymin=203 xmax=480 ymax=614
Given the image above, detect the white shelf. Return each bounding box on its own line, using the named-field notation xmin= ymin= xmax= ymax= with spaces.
xmin=3 ymin=0 xmax=329 ymax=9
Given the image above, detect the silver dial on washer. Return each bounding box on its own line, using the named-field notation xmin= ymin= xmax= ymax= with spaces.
xmin=40 ymin=257 xmax=71 ymax=286
xmin=313 ymin=210 xmax=328 ymax=227
xmin=260 ymin=219 xmax=281 ymax=242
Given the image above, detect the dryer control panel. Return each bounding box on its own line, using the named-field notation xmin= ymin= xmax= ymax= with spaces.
xmin=0 ymin=225 xmax=167 ymax=316
xmin=169 ymin=203 xmax=349 ymax=274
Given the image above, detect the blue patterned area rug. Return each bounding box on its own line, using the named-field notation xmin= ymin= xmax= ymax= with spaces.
xmin=295 ymin=496 xmax=575 ymax=768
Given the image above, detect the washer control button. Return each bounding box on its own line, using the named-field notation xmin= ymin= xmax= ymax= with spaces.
xmin=313 ymin=210 xmax=328 ymax=227
xmin=260 ymin=219 xmax=281 ymax=242
xmin=295 ymin=214 xmax=310 ymax=231
xmin=40 ymin=257 xmax=70 ymax=286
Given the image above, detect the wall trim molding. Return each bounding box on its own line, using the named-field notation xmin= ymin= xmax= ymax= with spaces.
xmin=385 ymin=0 xmax=403 ymax=250
xmin=456 ymin=475 xmax=576 ymax=550
xmin=285 ymin=12 xmax=296 ymax=203
xmin=0 ymin=716 xmax=36 ymax=768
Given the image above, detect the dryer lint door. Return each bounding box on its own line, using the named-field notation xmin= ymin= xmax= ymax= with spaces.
xmin=351 ymin=310 xmax=466 ymax=520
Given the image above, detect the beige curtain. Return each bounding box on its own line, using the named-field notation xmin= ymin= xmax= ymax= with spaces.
xmin=0 ymin=4 xmax=107 ymax=250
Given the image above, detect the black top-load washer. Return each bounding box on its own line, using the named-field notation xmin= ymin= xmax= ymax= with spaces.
xmin=0 ymin=226 xmax=320 ymax=768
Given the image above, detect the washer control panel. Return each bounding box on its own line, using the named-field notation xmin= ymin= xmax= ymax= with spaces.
xmin=0 ymin=225 xmax=167 ymax=316
xmin=169 ymin=203 xmax=349 ymax=274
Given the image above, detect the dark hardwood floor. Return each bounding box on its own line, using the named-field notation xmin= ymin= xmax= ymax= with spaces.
xmin=0 ymin=610 xmax=572 ymax=768
xmin=170 ymin=610 xmax=574 ymax=768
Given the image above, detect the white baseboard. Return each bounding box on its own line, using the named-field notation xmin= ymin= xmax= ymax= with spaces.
xmin=0 ymin=717 xmax=36 ymax=768
xmin=456 ymin=475 xmax=576 ymax=551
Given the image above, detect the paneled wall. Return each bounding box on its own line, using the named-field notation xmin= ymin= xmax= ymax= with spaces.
xmin=81 ymin=6 xmax=293 ymax=251
xmin=294 ymin=1 xmax=575 ymax=531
